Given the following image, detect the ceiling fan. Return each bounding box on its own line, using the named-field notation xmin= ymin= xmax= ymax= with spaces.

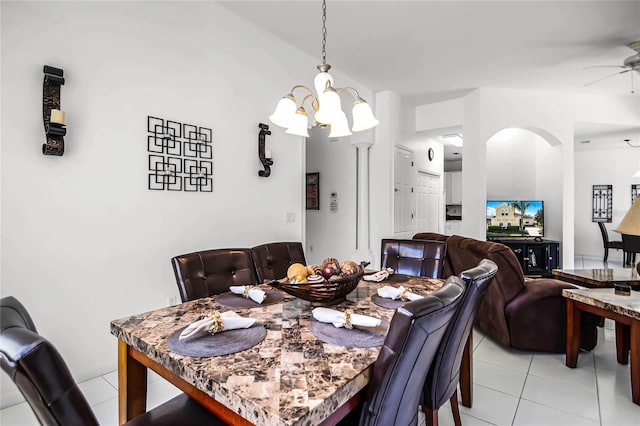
xmin=584 ymin=41 xmax=640 ymax=91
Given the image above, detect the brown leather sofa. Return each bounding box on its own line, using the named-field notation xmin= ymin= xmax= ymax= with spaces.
xmin=413 ymin=232 xmax=598 ymax=353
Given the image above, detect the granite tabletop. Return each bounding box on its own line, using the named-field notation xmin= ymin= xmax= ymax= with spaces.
xmin=111 ymin=275 xmax=443 ymax=426
xmin=553 ymin=268 xmax=639 ymax=288
xmin=562 ymin=288 xmax=640 ymax=321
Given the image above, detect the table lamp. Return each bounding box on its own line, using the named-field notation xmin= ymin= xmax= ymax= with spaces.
xmin=614 ymin=197 xmax=640 ymax=273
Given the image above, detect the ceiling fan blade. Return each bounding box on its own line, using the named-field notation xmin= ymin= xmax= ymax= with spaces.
xmin=582 ymin=65 xmax=627 ymax=69
xmin=584 ymin=69 xmax=631 ymax=86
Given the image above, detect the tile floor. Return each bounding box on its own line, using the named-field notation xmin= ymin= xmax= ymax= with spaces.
xmin=2 ymin=255 xmax=638 ymax=426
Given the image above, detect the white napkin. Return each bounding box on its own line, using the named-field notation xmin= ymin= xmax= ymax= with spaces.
xmin=312 ymin=307 xmax=381 ymax=329
xmin=363 ymin=270 xmax=390 ymax=282
xmin=229 ymin=285 xmax=266 ymax=304
xmin=377 ymin=285 xmax=424 ymax=301
xmin=178 ymin=311 xmax=256 ymax=340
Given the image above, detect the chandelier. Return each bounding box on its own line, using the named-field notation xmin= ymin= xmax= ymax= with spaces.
xmin=269 ymin=0 xmax=379 ymax=138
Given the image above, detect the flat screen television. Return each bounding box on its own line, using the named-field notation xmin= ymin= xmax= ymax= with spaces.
xmin=486 ymin=200 xmax=544 ymax=239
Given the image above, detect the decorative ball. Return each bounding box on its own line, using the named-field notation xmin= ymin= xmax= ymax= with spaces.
xmin=321 ymin=264 xmax=338 ymax=279
xmin=322 ymin=257 xmax=341 ymax=272
xmin=287 ymin=263 xmax=309 ymax=279
xmin=307 ymin=274 xmax=325 ymax=284
xmin=340 ymin=261 xmax=359 ymax=277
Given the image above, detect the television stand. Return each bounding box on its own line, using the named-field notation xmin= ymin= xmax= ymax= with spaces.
xmin=492 ymin=238 xmax=560 ymax=277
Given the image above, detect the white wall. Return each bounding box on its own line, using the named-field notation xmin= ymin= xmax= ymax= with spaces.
xmin=486 ymin=128 xmax=563 ymax=242
xmin=304 ymin=127 xmax=357 ymax=265
xmin=0 ymin=0 xmax=348 ymax=407
xmin=575 ymin=146 xmax=640 ymax=258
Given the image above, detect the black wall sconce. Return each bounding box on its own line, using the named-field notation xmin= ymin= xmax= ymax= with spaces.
xmin=258 ymin=122 xmax=273 ymax=177
xmin=42 ymin=65 xmax=66 ymax=156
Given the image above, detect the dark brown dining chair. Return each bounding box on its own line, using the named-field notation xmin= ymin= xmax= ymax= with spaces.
xmin=251 ymin=241 xmax=307 ymax=282
xmin=380 ymin=238 xmax=448 ymax=278
xmin=171 ymin=248 xmax=257 ymax=302
xmin=0 ymin=296 xmax=225 ymax=426
xmin=422 ymin=259 xmax=498 ymax=426
xmin=357 ymin=276 xmax=465 ymax=426
xmin=598 ymin=222 xmax=624 ymax=263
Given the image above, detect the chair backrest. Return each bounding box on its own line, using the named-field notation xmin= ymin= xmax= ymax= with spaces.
xmin=171 ymin=248 xmax=257 ymax=302
xmin=422 ymin=259 xmax=499 ymax=411
xmin=359 ymin=277 xmax=465 ymax=426
xmin=250 ymin=242 xmax=306 ymax=282
xmin=380 ymin=238 xmax=447 ymax=278
xmin=0 ymin=297 xmax=99 ymax=426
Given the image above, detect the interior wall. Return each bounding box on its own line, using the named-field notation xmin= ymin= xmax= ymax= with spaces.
xmin=0 ymin=0 xmax=362 ymax=407
xmin=486 ymin=128 xmax=563 ymax=242
xmin=304 ymin=126 xmax=357 ymax=265
xmin=574 ymin=146 xmax=640 ymax=258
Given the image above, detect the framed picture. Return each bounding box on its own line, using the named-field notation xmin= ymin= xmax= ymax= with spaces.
xmin=306 ymin=172 xmax=319 ymax=210
xmin=633 ymin=184 xmax=640 ymax=205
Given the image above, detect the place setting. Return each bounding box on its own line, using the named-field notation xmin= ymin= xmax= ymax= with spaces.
xmin=309 ymin=307 xmax=389 ymax=348
xmin=362 ymin=267 xmax=410 ymax=285
xmin=371 ymin=285 xmax=426 ymax=310
xmin=166 ymin=309 xmax=266 ymax=357
xmin=215 ymin=284 xmax=284 ymax=309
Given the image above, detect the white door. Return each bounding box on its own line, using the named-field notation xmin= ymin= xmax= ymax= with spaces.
xmin=417 ymin=171 xmax=440 ymax=232
xmin=394 ymin=148 xmax=413 ymax=233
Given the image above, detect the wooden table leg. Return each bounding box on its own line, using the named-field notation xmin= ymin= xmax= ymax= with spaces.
xmin=616 ymin=322 xmax=631 ymax=365
xmin=118 ymin=340 xmax=147 ymax=424
xmin=565 ymin=299 xmax=581 ymax=368
xmin=631 ymin=320 xmax=639 ymax=405
xmin=460 ymin=332 xmax=473 ymax=408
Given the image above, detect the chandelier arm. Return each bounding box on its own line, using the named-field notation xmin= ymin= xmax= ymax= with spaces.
xmin=290 ymin=84 xmax=314 ymax=96
xmin=300 ymin=93 xmax=320 ymax=112
xmin=625 ymin=139 xmax=640 ymax=148
xmin=336 ymin=86 xmax=361 ymax=99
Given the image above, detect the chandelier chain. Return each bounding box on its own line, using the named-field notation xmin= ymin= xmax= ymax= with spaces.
xmin=321 ymin=0 xmax=327 ymax=64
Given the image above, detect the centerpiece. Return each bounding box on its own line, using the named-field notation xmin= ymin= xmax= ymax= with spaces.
xmin=270 ymin=258 xmax=367 ymax=304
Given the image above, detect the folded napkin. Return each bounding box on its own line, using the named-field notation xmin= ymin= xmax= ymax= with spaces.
xmin=229 ymin=285 xmax=266 ymax=304
xmin=363 ymin=270 xmax=390 ymax=282
xmin=377 ymin=285 xmax=424 ymax=301
xmin=312 ymin=307 xmax=381 ymax=329
xmin=179 ymin=311 xmax=256 ymax=340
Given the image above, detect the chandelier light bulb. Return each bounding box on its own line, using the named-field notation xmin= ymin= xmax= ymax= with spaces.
xmin=269 ymin=94 xmax=297 ymax=129
xmin=329 ymin=111 xmax=352 ymax=138
xmin=285 ymin=107 xmax=310 ymax=138
xmin=315 ymin=86 xmax=342 ymax=125
xmin=351 ymin=97 xmax=380 ymax=132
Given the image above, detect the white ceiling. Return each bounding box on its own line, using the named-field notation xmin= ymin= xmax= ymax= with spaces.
xmin=220 ymin=0 xmax=640 ymax=157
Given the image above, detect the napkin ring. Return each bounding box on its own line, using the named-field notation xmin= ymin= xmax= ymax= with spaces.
xmin=399 ymin=287 xmax=409 ymax=301
xmin=242 ymin=286 xmax=254 ymax=299
xmin=208 ymin=311 xmax=223 ymax=335
xmin=344 ymin=309 xmax=353 ymax=329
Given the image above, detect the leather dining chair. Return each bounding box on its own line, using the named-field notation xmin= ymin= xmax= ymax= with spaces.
xmin=357 ymin=276 xmax=465 ymax=426
xmin=598 ymin=222 xmax=624 ymax=263
xmin=380 ymin=238 xmax=448 ymax=278
xmin=251 ymin=241 xmax=307 ymax=282
xmin=171 ymin=248 xmax=257 ymax=302
xmin=0 ymin=296 xmax=225 ymax=426
xmin=422 ymin=259 xmax=498 ymax=426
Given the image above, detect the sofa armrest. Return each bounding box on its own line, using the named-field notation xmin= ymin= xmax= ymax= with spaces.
xmin=504 ymin=279 xmax=597 ymax=352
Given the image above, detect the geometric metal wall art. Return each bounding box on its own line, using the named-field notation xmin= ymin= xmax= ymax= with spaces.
xmin=592 ymin=184 xmax=613 ymax=222
xmin=147 ymin=116 xmax=213 ymax=192
xmin=633 ymin=184 xmax=640 ymax=205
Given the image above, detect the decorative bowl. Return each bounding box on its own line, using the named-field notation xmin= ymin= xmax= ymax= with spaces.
xmin=271 ymin=262 xmax=368 ymax=304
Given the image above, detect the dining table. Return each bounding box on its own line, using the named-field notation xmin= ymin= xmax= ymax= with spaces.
xmin=111 ymin=273 xmax=470 ymax=425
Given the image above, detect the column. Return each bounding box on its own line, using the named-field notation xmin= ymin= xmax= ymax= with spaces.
xmin=351 ymin=141 xmax=374 ymax=265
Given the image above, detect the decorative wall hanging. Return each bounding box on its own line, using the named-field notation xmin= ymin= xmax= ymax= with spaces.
xmin=306 ymin=172 xmax=320 ymax=210
xmin=42 ymin=65 xmax=66 ymax=156
xmin=633 ymin=184 xmax=640 ymax=204
xmin=147 ymin=116 xmax=212 ymax=192
xmin=592 ymin=184 xmax=613 ymax=222
xmin=257 ymin=123 xmax=273 ymax=177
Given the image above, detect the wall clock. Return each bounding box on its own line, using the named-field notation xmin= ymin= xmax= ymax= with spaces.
xmin=428 ymin=147 xmax=435 ymax=161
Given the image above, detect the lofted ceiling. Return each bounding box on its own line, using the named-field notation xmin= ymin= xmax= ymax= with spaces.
xmin=220 ymin=0 xmax=640 ymax=157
